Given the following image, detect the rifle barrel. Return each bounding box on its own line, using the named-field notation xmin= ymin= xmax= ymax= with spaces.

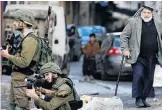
xmin=14 ymin=85 xmax=27 ymax=88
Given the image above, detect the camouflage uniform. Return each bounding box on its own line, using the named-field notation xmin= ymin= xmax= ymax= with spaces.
xmin=35 ymin=63 xmax=80 ymax=110
xmin=8 ymin=10 xmax=39 ymax=110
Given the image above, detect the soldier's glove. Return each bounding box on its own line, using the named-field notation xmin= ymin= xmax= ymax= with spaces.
xmin=69 ymin=100 xmax=83 ymax=110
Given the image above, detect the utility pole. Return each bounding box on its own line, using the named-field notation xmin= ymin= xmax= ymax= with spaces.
xmin=0 ymin=1 xmax=3 ymax=46
xmin=79 ymin=1 xmax=90 ymax=26
xmin=0 ymin=1 xmax=3 ymax=75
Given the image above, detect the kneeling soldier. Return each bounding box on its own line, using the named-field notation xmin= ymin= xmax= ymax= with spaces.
xmin=26 ymin=62 xmax=82 ymax=110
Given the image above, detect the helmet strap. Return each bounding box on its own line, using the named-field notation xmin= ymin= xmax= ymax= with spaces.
xmin=15 ymin=20 xmax=24 ymax=31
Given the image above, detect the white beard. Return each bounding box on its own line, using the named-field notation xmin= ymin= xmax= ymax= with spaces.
xmin=141 ymin=15 xmax=153 ymax=22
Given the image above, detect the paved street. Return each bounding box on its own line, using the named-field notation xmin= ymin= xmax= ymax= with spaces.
xmin=1 ymin=57 xmax=162 ymax=110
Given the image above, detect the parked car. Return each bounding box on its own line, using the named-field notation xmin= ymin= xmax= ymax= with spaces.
xmin=95 ymin=32 xmax=133 ymax=80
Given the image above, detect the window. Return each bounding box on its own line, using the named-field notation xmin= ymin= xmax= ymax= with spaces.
xmin=113 ymin=37 xmax=120 ymax=47
xmin=54 ymin=15 xmax=57 ymax=26
xmin=10 ymin=1 xmax=16 ymax=4
xmin=19 ymin=1 xmax=24 ymax=4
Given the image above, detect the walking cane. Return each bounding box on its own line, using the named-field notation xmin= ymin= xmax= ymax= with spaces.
xmin=114 ymin=55 xmax=125 ymax=96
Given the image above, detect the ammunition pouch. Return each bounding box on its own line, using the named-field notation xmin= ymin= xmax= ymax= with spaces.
xmin=69 ymin=100 xmax=83 ymax=110
xmin=13 ymin=67 xmax=34 ymax=75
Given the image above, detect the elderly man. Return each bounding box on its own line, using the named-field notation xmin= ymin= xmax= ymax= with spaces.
xmin=120 ymin=5 xmax=162 ymax=108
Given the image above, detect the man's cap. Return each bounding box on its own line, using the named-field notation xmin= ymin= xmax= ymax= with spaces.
xmin=142 ymin=5 xmax=153 ymax=11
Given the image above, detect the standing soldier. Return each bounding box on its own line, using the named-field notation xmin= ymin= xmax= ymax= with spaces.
xmin=82 ymin=33 xmax=100 ymax=81
xmin=26 ymin=62 xmax=82 ymax=110
xmin=1 ymin=9 xmax=39 ymax=110
xmin=120 ymin=5 xmax=162 ymax=108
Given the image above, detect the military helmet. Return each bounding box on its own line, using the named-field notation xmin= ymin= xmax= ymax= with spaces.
xmin=13 ymin=9 xmax=35 ymax=26
xmin=40 ymin=62 xmax=62 ymax=75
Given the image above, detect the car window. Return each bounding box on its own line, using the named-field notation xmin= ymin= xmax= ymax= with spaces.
xmin=113 ymin=35 xmax=120 ymax=47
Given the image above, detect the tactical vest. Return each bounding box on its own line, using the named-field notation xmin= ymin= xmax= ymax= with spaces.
xmin=13 ymin=33 xmax=40 ymax=75
xmin=51 ymin=77 xmax=80 ymax=110
xmin=52 ymin=77 xmax=79 ymax=100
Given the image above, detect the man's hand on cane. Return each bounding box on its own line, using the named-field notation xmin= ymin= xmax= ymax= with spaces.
xmin=123 ymin=50 xmax=131 ymax=58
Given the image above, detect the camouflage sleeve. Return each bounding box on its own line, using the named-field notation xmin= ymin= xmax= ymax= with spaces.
xmin=36 ymin=84 xmax=72 ymax=110
xmin=8 ymin=36 xmax=38 ymax=68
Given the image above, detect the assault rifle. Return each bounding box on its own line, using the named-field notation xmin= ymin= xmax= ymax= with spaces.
xmin=4 ymin=30 xmax=23 ymax=55
xmin=14 ymin=74 xmax=45 ymax=89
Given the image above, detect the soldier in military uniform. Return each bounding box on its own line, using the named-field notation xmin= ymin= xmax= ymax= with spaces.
xmin=1 ymin=10 xmax=39 ymax=110
xmin=26 ymin=62 xmax=81 ymax=110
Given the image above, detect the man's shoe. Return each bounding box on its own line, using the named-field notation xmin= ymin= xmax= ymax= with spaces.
xmin=135 ymin=99 xmax=144 ymax=108
xmin=142 ymin=99 xmax=151 ymax=107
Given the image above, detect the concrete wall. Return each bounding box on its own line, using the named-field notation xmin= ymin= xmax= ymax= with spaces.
xmin=4 ymin=1 xmax=96 ymax=28
xmin=7 ymin=1 xmax=59 ymax=6
xmin=0 ymin=1 xmax=2 ymax=45
xmin=79 ymin=1 xmax=90 ymax=26
xmin=114 ymin=1 xmax=140 ymax=10
xmin=0 ymin=1 xmax=2 ymax=73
